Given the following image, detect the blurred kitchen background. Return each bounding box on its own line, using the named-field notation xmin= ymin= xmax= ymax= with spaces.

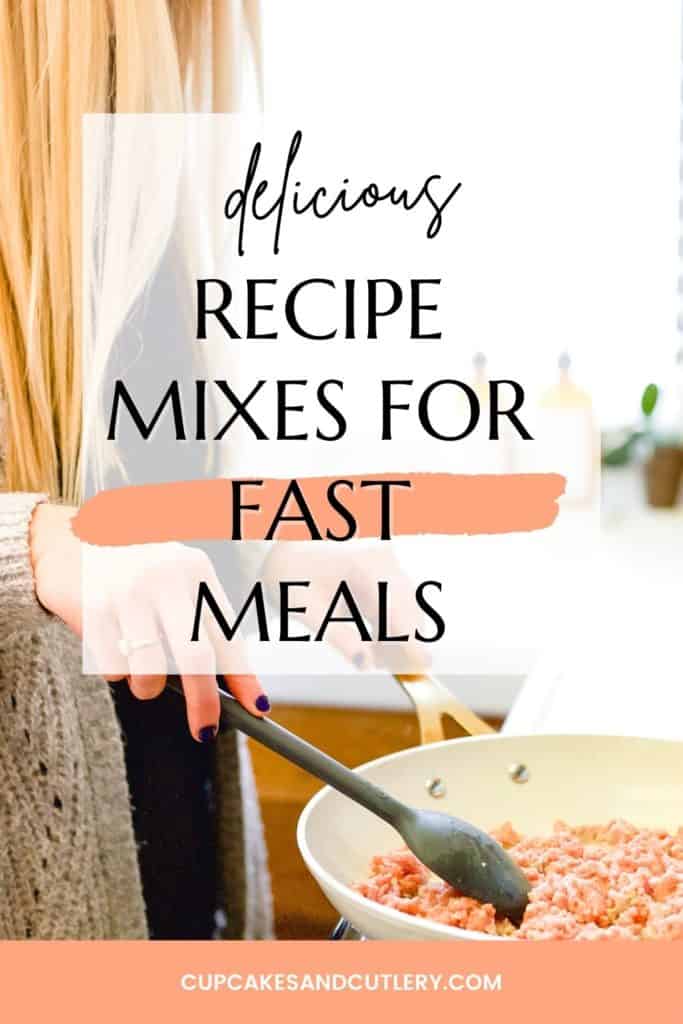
xmin=247 ymin=1 xmax=683 ymax=938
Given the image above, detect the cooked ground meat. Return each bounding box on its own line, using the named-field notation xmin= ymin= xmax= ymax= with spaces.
xmin=355 ymin=820 xmax=683 ymax=939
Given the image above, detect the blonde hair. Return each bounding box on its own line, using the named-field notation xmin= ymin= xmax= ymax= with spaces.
xmin=0 ymin=0 xmax=260 ymax=503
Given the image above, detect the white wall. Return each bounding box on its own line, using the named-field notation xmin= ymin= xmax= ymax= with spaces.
xmin=262 ymin=0 xmax=681 ymax=430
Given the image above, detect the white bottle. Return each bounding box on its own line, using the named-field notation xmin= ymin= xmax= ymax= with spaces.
xmin=536 ymin=353 xmax=597 ymax=505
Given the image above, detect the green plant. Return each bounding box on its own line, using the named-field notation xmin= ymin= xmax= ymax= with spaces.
xmin=601 ymin=383 xmax=659 ymax=467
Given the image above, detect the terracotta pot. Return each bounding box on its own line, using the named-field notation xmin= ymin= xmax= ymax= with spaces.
xmin=644 ymin=445 xmax=683 ymax=508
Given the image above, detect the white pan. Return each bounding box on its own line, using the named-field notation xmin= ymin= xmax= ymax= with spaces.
xmin=297 ymin=675 xmax=683 ymax=940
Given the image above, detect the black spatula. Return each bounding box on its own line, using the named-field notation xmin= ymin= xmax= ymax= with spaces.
xmin=169 ymin=679 xmax=530 ymax=923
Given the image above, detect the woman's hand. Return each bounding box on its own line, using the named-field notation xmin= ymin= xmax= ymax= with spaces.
xmin=30 ymin=503 xmax=269 ymax=741
xmin=262 ymin=542 xmax=431 ymax=673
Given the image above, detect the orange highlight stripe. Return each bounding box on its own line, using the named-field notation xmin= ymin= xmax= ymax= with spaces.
xmin=72 ymin=473 xmax=565 ymax=545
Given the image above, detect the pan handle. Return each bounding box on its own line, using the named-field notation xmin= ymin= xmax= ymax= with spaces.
xmin=394 ymin=673 xmax=494 ymax=744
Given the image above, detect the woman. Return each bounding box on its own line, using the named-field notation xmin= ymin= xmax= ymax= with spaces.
xmin=0 ymin=0 xmax=426 ymax=941
xmin=0 ymin=0 xmax=278 ymax=943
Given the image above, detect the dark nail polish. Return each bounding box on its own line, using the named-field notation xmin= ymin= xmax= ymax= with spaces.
xmin=255 ymin=694 xmax=271 ymax=713
xmin=198 ymin=725 xmax=216 ymax=743
xmin=353 ymin=652 xmax=365 ymax=669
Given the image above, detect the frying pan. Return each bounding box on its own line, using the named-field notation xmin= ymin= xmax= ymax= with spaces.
xmin=297 ymin=674 xmax=683 ymax=940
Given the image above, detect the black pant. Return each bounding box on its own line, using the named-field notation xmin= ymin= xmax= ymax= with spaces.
xmin=110 ymin=682 xmax=217 ymax=939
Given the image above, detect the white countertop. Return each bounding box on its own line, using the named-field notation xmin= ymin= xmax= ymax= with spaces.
xmin=504 ymin=639 xmax=683 ymax=740
xmin=262 ymin=671 xmax=524 ymax=716
xmin=259 ymin=469 xmax=682 ymax=717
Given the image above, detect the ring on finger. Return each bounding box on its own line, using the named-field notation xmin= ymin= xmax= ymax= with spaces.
xmin=118 ymin=635 xmax=162 ymax=659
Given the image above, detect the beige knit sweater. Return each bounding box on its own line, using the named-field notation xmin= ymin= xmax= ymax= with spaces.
xmin=0 ymin=492 xmax=273 ymax=940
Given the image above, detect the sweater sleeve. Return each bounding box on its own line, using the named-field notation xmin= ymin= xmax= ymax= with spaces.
xmin=0 ymin=492 xmax=51 ymax=640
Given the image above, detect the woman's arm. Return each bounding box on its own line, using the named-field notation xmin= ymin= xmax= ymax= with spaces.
xmin=20 ymin=501 xmax=269 ymax=741
xmin=0 ymin=491 xmax=50 ymax=642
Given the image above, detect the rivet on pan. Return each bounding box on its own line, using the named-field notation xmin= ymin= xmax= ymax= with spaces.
xmin=426 ymin=777 xmax=447 ymax=799
xmin=508 ymin=763 xmax=530 ymax=784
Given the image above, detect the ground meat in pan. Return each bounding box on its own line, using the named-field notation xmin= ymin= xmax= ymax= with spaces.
xmin=355 ymin=820 xmax=683 ymax=939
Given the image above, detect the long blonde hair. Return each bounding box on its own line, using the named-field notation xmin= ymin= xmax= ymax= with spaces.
xmin=0 ymin=0 xmax=260 ymax=503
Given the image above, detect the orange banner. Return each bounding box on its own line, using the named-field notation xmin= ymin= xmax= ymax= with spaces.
xmin=73 ymin=473 xmax=565 ymax=545
xmin=1 ymin=939 xmax=677 ymax=1024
